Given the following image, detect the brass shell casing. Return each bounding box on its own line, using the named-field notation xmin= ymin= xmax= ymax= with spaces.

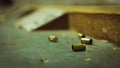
xmin=81 ymin=38 xmax=93 ymax=45
xmin=48 ymin=35 xmax=58 ymax=42
xmin=72 ymin=44 xmax=86 ymax=52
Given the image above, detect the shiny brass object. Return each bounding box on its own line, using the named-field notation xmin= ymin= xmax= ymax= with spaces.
xmin=72 ymin=44 xmax=86 ymax=52
xmin=48 ymin=35 xmax=58 ymax=42
xmin=81 ymin=38 xmax=93 ymax=45
xmin=77 ymin=33 xmax=85 ymax=39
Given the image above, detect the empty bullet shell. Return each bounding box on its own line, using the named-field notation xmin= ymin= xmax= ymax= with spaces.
xmin=41 ymin=58 xmax=49 ymax=64
xmin=81 ymin=38 xmax=93 ymax=45
xmin=77 ymin=33 xmax=85 ymax=39
xmin=48 ymin=35 xmax=58 ymax=42
xmin=72 ymin=44 xmax=86 ymax=52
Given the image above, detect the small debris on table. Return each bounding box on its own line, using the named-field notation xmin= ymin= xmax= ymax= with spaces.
xmin=85 ymin=58 xmax=91 ymax=62
xmin=40 ymin=58 xmax=49 ymax=64
xmin=100 ymin=39 xmax=109 ymax=43
xmin=81 ymin=38 xmax=93 ymax=45
xmin=113 ymin=47 xmax=118 ymax=51
xmin=48 ymin=35 xmax=58 ymax=42
xmin=72 ymin=44 xmax=86 ymax=52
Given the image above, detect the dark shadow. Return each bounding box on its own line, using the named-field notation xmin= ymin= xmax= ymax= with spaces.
xmin=18 ymin=7 xmax=37 ymax=18
xmin=35 ymin=13 xmax=69 ymax=31
xmin=0 ymin=0 xmax=13 ymax=7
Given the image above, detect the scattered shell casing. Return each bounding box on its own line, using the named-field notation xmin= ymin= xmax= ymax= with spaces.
xmin=41 ymin=58 xmax=49 ymax=64
xmin=48 ymin=35 xmax=58 ymax=42
xmin=72 ymin=44 xmax=86 ymax=52
xmin=81 ymin=38 xmax=93 ymax=45
xmin=77 ymin=33 xmax=85 ymax=39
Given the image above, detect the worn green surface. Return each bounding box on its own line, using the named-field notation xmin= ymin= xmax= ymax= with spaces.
xmin=0 ymin=25 xmax=120 ymax=68
xmin=0 ymin=6 xmax=120 ymax=68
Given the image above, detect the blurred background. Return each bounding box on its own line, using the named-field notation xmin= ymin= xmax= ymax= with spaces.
xmin=13 ymin=0 xmax=120 ymax=5
xmin=0 ymin=0 xmax=120 ymax=7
